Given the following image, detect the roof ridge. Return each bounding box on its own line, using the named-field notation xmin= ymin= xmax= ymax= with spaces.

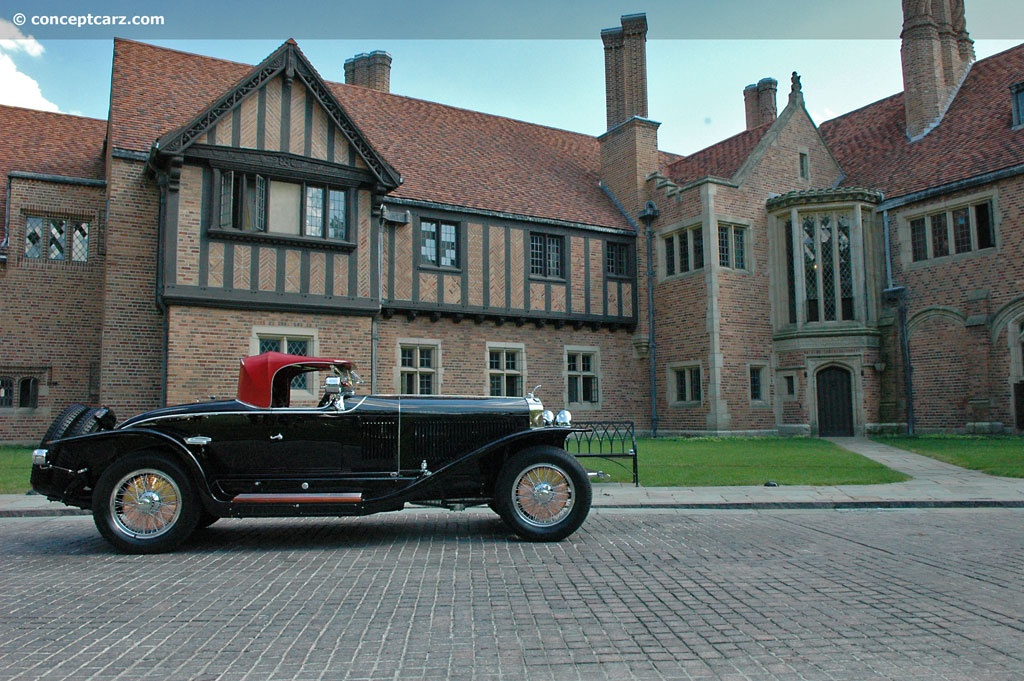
xmin=0 ymin=102 xmax=106 ymax=124
xmin=113 ymin=37 xmax=255 ymax=70
xmin=333 ymin=82 xmax=604 ymax=143
xmin=119 ymin=39 xmax=605 ymax=146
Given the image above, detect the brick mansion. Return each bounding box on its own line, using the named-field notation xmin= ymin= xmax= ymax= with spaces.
xmin=2 ymin=0 xmax=1023 ymax=441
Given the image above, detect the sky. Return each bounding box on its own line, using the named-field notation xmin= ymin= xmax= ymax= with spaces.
xmin=0 ymin=0 xmax=1021 ymax=156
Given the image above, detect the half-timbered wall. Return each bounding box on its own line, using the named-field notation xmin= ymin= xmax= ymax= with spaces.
xmin=380 ymin=206 xmax=636 ymax=327
xmin=163 ymin=75 xmax=380 ymax=316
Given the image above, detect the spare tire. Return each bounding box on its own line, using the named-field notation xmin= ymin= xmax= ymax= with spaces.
xmin=65 ymin=406 xmax=116 ymax=438
xmin=40 ymin=404 xmax=90 ymax=446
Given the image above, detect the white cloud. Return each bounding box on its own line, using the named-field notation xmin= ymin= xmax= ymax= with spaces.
xmin=0 ymin=18 xmax=57 ymax=112
xmin=0 ymin=53 xmax=58 ymax=111
xmin=0 ymin=18 xmax=44 ymax=56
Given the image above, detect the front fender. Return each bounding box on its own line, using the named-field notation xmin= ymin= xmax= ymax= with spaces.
xmin=34 ymin=428 xmax=213 ymax=507
xmin=368 ymin=426 xmax=589 ymax=507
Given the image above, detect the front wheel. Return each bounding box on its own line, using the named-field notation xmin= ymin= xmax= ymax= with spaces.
xmin=494 ymin=447 xmax=592 ymax=542
xmin=92 ymin=453 xmax=200 ymax=554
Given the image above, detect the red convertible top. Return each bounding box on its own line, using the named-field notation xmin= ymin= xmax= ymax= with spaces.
xmin=237 ymin=352 xmax=356 ymax=408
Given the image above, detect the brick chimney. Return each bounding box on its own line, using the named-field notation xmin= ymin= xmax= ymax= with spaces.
xmin=602 ymin=13 xmax=649 ymax=130
xmin=599 ymin=14 xmax=660 ymax=217
xmin=744 ymin=78 xmax=778 ymax=130
xmin=344 ymin=51 xmax=392 ymax=93
xmin=900 ymin=0 xmax=974 ymax=139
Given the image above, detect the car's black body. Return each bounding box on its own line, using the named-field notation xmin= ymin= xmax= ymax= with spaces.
xmin=31 ymin=352 xmax=592 ymax=553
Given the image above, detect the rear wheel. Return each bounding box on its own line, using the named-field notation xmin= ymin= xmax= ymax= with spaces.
xmin=494 ymin=447 xmax=591 ymax=542
xmin=92 ymin=453 xmax=199 ymax=554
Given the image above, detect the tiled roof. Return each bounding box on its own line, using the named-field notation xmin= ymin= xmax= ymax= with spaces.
xmin=0 ymin=104 xmax=107 ymax=242
xmin=820 ymin=43 xmax=1024 ymax=202
xmin=109 ymin=39 xmax=632 ymax=230
xmin=662 ymin=123 xmax=771 ymax=185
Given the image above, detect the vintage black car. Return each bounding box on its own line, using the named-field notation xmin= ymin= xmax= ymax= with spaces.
xmin=31 ymin=352 xmax=592 ymax=553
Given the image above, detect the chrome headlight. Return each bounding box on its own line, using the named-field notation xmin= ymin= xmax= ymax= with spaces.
xmin=31 ymin=448 xmax=49 ymax=467
xmin=541 ymin=410 xmax=555 ymax=427
xmin=554 ymin=410 xmax=572 ymax=427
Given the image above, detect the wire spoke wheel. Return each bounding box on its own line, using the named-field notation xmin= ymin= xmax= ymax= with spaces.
xmin=512 ymin=463 xmax=575 ymax=527
xmin=94 ymin=453 xmax=198 ymax=553
xmin=496 ymin=447 xmax=591 ymax=541
xmin=110 ymin=469 xmax=182 ymax=538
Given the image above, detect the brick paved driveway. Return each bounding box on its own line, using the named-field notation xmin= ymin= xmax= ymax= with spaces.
xmin=1 ymin=508 xmax=1022 ymax=680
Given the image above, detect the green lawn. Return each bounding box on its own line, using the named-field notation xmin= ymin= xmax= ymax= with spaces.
xmin=872 ymin=435 xmax=1024 ymax=478
xmin=570 ymin=437 xmax=910 ymax=487
xmin=0 ymin=437 xmax=917 ymax=495
xmin=0 ymin=447 xmax=33 ymax=494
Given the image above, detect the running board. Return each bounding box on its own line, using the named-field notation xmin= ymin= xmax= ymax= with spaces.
xmin=232 ymin=492 xmax=363 ymax=504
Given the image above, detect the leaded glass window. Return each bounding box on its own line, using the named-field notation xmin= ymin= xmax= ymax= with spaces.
xmin=691 ymin=227 xmax=704 ymax=270
xmin=663 ymin=226 xmax=703 ymax=276
xmin=24 ymin=217 xmax=89 ymax=262
xmin=530 ymin=233 xmax=564 ymax=279
xmin=785 ymin=220 xmax=797 ymax=324
xmin=673 ymin=366 xmax=701 ymax=403
xmin=718 ymin=223 xmax=747 ymax=270
xmin=718 ymin=225 xmax=730 ymax=268
xmin=0 ymin=377 xmax=12 ymax=408
xmin=803 ymin=216 xmax=818 ymax=322
xmin=606 ymin=242 xmax=630 ymax=277
xmin=328 ymin=190 xmax=347 ymax=240
xmin=24 ymin=217 xmax=43 ymax=259
xmin=794 ymin=209 xmax=860 ymax=323
xmin=953 ymin=207 xmax=972 ymax=254
xmin=220 ymin=172 xmax=267 ymax=232
xmin=48 ymin=220 xmax=66 ymax=260
xmin=911 ymin=218 xmax=928 ymax=262
xmin=838 ymin=216 xmax=854 ymax=320
xmin=216 ymin=172 xmax=347 ymax=241
xmin=975 ymin=202 xmax=995 ymax=249
xmin=909 ymin=200 xmax=995 ymax=261
xmin=750 ymin=366 xmax=764 ymax=401
xmin=820 ymin=215 xmax=836 ymax=321
xmin=930 ymin=213 xmax=949 ymax=257
xmin=664 ymin=234 xmax=676 ymax=276
xmin=71 ymin=223 xmax=89 ymax=262
xmin=420 ymin=219 xmax=459 ymax=268
xmin=305 ymin=187 xmax=324 ymax=237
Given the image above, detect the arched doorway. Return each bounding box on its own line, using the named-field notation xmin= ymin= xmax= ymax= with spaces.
xmin=816 ymin=366 xmax=854 ymax=436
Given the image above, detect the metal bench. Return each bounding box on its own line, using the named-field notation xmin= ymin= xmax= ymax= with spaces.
xmin=566 ymin=421 xmax=639 ymax=486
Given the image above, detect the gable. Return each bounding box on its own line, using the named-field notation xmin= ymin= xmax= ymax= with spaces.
xmin=183 ymin=73 xmax=368 ymax=172
xmin=150 ymin=40 xmax=399 ymax=190
xmin=661 ymin=86 xmax=841 ymax=192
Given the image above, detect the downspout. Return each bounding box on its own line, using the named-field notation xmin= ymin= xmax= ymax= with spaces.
xmin=639 ymin=201 xmax=660 ymax=438
xmin=147 ymin=149 xmax=170 ymax=405
xmin=2 ymin=175 xmax=11 ymax=259
xmin=155 ymin=175 xmax=169 ymax=405
xmin=882 ymin=209 xmax=914 ymax=435
xmin=372 ymin=203 xmax=385 ymax=394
